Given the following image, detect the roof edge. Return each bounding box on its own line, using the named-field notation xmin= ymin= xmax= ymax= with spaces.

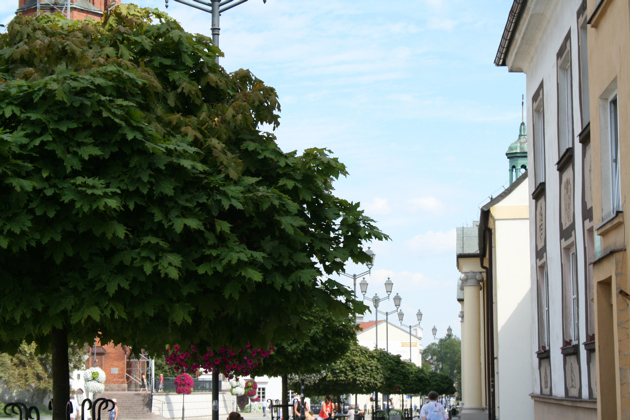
xmin=494 ymin=0 xmax=528 ymax=66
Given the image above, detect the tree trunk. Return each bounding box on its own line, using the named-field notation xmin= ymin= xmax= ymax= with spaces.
xmin=282 ymin=374 xmax=289 ymax=420
xmin=52 ymin=327 xmax=70 ymax=420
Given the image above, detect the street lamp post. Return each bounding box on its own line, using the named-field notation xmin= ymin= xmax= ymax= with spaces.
xmin=361 ymin=278 xmax=400 ymax=414
xmin=340 ymin=248 xmax=376 ymax=305
xmin=431 ymin=326 xmax=452 ymax=373
xmin=399 ymin=310 xmax=423 ymax=362
xmin=165 ymin=0 xmax=262 ymax=64
xmin=399 ymin=310 xmax=422 ymax=415
xmin=339 ymin=248 xmax=376 ymax=415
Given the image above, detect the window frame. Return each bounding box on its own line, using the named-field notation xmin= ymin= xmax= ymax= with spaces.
xmin=609 ymin=94 xmax=621 ymax=213
xmin=577 ymin=5 xmax=590 ymax=128
xmin=533 ymin=82 xmax=546 ymax=187
xmin=570 ymin=250 xmax=579 ymax=344
xmin=557 ymin=31 xmax=574 ymax=158
xmin=538 ymin=264 xmax=550 ymax=351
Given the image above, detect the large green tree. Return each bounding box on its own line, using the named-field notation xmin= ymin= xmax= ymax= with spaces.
xmin=375 ymin=350 xmax=413 ymax=396
xmin=288 ymin=342 xmax=384 ymax=398
xmin=0 ymin=5 xmax=384 ymax=418
xmin=423 ymin=335 xmax=461 ymax=391
xmin=427 ymin=371 xmax=456 ymax=396
xmin=251 ymin=310 xmax=358 ymax=420
xmin=0 ymin=342 xmax=87 ymax=398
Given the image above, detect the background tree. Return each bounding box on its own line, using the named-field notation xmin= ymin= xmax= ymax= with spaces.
xmin=374 ymin=350 xmax=413 ymax=409
xmin=0 ymin=6 xmax=385 ymax=418
xmin=251 ymin=310 xmax=358 ymax=420
xmin=427 ymin=371 xmax=456 ymax=396
xmin=0 ymin=342 xmax=87 ymax=400
xmin=153 ymin=356 xmax=179 ymax=378
xmin=422 ymin=335 xmax=461 ymax=392
xmin=401 ymin=364 xmax=430 ymax=397
xmin=288 ymin=342 xmax=384 ymax=399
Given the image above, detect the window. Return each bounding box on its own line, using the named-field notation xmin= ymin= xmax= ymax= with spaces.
xmin=585 ymin=227 xmax=595 ymax=341
xmin=533 ymin=83 xmax=546 ymax=186
xmin=257 ymin=387 xmax=266 ymax=401
xmin=609 ymin=95 xmax=621 ymax=212
xmin=578 ymin=11 xmax=590 ymax=127
xmin=557 ymin=32 xmax=573 ymax=157
xmin=562 ymin=245 xmax=579 ymax=346
xmin=538 ymin=265 xmax=550 ymax=351
xmin=599 ymin=80 xmax=622 ymax=219
xmin=570 ymin=251 xmax=579 ymax=344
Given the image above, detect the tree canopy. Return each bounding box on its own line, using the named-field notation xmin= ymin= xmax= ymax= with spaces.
xmin=423 ymin=334 xmax=460 ymax=392
xmin=0 ymin=341 xmax=87 ymax=396
xmin=288 ymin=342 xmax=385 ymax=397
xmin=252 ymin=310 xmax=358 ymax=378
xmin=0 ymin=5 xmax=385 ymax=418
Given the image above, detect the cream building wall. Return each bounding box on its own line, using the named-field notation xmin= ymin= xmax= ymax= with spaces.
xmin=352 ymin=321 xmax=424 ymax=414
xmin=500 ymin=0 xmax=596 ymax=418
xmin=487 ymin=178 xmax=534 ymax=420
xmin=585 ymin=0 xmax=630 ymax=418
xmin=357 ymin=321 xmax=423 ymax=366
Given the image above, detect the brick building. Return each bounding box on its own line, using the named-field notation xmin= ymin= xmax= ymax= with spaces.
xmin=16 ymin=0 xmax=122 ymax=21
xmin=85 ymin=339 xmax=149 ymax=392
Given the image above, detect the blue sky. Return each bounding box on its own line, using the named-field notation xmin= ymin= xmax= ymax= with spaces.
xmin=1 ymin=1 xmax=525 ymax=346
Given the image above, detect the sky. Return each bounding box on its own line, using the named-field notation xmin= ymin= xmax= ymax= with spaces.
xmin=0 ymin=0 xmax=526 ymax=349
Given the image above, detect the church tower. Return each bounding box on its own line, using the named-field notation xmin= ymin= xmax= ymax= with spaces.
xmin=506 ymin=96 xmax=528 ymax=185
xmin=16 ymin=0 xmax=122 ymax=21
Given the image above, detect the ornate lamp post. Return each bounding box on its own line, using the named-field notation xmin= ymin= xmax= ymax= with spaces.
xmin=165 ymin=0 xmax=264 ymax=64
xmin=399 ymin=310 xmax=422 ymax=414
xmin=432 ymin=326 xmax=452 ymax=373
xmin=361 ymin=278 xmax=400 ymax=414
xmin=340 ymin=248 xmax=376 ymax=301
xmin=339 ymin=248 xmax=375 ymax=415
xmin=399 ymin=310 xmax=423 ymax=362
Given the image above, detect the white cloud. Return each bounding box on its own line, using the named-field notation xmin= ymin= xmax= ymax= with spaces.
xmin=390 ymin=22 xmax=420 ymax=34
xmin=363 ymin=197 xmax=392 ymax=216
xmin=408 ymin=196 xmax=445 ymax=213
xmin=427 ymin=17 xmax=458 ymax=31
xmin=404 ymin=229 xmax=456 ymax=255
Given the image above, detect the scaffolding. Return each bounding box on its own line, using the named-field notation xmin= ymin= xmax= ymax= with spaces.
xmin=35 ymin=0 xmax=71 ymax=18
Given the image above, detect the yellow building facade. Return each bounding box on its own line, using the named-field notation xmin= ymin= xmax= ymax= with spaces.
xmin=585 ymin=0 xmax=630 ymax=418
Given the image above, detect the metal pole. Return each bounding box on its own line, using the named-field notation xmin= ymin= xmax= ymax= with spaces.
xmin=375 ymin=309 xmax=378 ymax=350
xmin=386 ymin=312 xmax=389 ymax=353
xmin=211 ymin=0 xmax=220 ymax=63
xmin=375 ymin=308 xmax=378 ymax=411
xmin=409 ymin=326 xmax=412 ymax=362
xmin=385 ymin=312 xmax=389 ymax=416
xmin=212 ymin=370 xmax=219 ymax=420
xmin=300 ymin=379 xmax=305 ymax=420
xmin=151 ymin=358 xmax=155 ymax=394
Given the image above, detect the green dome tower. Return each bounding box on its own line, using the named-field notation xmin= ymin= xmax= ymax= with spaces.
xmin=507 ymin=97 xmax=528 ymax=184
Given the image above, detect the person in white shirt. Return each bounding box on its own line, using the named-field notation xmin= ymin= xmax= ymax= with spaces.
xmin=420 ymin=392 xmax=447 ymax=420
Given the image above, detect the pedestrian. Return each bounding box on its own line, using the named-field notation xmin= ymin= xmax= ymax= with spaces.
xmin=140 ymin=374 xmax=147 ymax=392
xmin=69 ymin=392 xmax=79 ymax=420
xmin=109 ymin=399 xmax=118 ymax=420
xmin=262 ymin=400 xmax=268 ymax=417
xmin=159 ymin=374 xmax=164 ymax=392
xmin=228 ymin=412 xmax=242 ymax=420
xmin=420 ymin=392 xmax=446 ymax=420
xmin=413 ymin=404 xmax=418 ymax=414
xmin=317 ymin=396 xmax=334 ymax=420
xmin=293 ymin=395 xmax=302 ymax=419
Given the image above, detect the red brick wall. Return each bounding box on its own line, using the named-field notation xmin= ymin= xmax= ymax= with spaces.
xmin=86 ymin=341 xmax=128 ymax=392
xmin=16 ymin=0 xmax=124 ymax=20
